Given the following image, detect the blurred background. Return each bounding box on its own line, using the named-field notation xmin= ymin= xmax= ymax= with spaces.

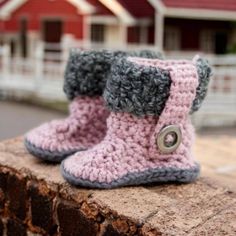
xmin=0 ymin=0 xmax=235 ymax=190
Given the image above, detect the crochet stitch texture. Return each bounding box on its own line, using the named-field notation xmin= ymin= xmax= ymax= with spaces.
xmin=25 ymin=49 xmax=164 ymax=162
xmin=25 ymin=97 xmax=109 ymax=162
xmin=61 ymin=56 xmax=211 ymax=189
xmin=104 ymin=56 xmax=212 ymax=116
xmin=63 ymin=49 xmax=164 ymax=100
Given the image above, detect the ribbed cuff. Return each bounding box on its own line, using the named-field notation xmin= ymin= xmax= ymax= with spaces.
xmin=63 ymin=49 xmax=164 ymax=100
xmin=104 ymin=57 xmax=212 ymax=116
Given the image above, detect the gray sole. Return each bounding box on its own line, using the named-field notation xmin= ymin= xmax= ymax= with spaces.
xmin=61 ymin=162 xmax=200 ymax=189
xmin=24 ymin=139 xmax=82 ymax=163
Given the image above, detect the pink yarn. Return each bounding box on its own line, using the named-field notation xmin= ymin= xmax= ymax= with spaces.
xmin=26 ymin=96 xmax=109 ymax=153
xmin=63 ymin=58 xmax=199 ymax=184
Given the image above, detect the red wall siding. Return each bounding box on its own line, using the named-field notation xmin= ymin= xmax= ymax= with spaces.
xmin=1 ymin=0 xmax=84 ymax=39
xmin=163 ymin=0 xmax=236 ymax=11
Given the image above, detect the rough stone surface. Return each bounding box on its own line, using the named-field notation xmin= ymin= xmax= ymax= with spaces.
xmin=0 ymin=137 xmax=235 ymax=236
xmin=7 ymin=173 xmax=27 ymax=220
xmin=103 ymin=224 xmax=124 ymax=236
xmin=189 ymin=204 xmax=236 ymax=236
xmin=0 ymin=190 xmax=4 ymax=214
xmin=28 ymin=181 xmax=57 ymax=234
xmin=142 ymin=191 xmax=236 ymax=235
xmin=0 ymin=173 xmax=7 ymax=213
xmin=0 ymin=218 xmax=3 ymax=236
xmin=195 ymin=136 xmax=236 ymax=192
xmin=6 ymin=218 xmax=26 ymax=236
xmin=57 ymin=201 xmax=99 ymax=236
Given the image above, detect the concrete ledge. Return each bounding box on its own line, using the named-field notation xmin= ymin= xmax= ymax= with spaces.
xmin=0 ymin=137 xmax=235 ymax=236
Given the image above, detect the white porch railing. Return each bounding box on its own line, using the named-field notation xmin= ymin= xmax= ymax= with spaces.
xmin=0 ymin=44 xmax=66 ymax=100
xmin=193 ymin=64 xmax=236 ymax=127
xmin=0 ymin=43 xmax=236 ymax=127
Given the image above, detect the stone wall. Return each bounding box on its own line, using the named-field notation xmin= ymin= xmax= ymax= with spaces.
xmin=0 ymin=137 xmax=235 ymax=236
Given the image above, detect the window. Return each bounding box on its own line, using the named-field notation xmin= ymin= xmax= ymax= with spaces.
xmin=91 ymin=24 xmax=105 ymax=43
xmin=200 ymin=30 xmax=214 ymax=53
xmin=164 ymin=27 xmax=180 ymax=51
xmin=43 ymin=20 xmax=62 ymax=43
xmin=215 ymin=32 xmax=228 ymax=54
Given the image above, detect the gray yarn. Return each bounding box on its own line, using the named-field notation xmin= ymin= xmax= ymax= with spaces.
xmin=133 ymin=49 xmax=164 ymax=59
xmin=104 ymin=57 xmax=212 ymax=116
xmin=63 ymin=49 xmax=164 ymax=100
xmin=63 ymin=49 xmax=112 ymax=100
xmin=24 ymin=139 xmax=84 ymax=163
xmin=61 ymin=162 xmax=200 ymax=189
xmin=192 ymin=58 xmax=213 ymax=111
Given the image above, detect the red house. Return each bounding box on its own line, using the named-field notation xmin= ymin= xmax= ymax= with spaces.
xmin=0 ymin=0 xmax=236 ymax=58
xmin=153 ymin=0 xmax=236 ymax=54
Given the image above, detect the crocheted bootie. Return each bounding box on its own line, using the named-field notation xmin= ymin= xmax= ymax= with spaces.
xmin=61 ymin=55 xmax=211 ymax=188
xmin=25 ymin=49 xmax=163 ymax=162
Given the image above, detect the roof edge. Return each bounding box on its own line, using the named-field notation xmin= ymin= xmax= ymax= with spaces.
xmin=0 ymin=0 xmax=95 ymax=20
xmin=147 ymin=0 xmax=166 ymax=13
xmin=147 ymin=0 xmax=236 ymax=21
xmin=99 ymin=0 xmax=136 ymax=25
xmin=67 ymin=0 xmax=95 ymax=14
xmin=0 ymin=0 xmax=28 ymax=20
xmin=166 ymin=7 xmax=236 ymax=21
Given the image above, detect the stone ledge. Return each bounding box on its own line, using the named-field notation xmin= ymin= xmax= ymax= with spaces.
xmin=0 ymin=137 xmax=235 ymax=236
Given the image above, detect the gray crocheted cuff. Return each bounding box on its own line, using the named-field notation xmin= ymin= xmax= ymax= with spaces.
xmin=63 ymin=49 xmax=164 ymax=100
xmin=104 ymin=57 xmax=212 ymax=116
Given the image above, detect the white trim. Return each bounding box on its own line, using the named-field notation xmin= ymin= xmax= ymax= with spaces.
xmin=89 ymin=16 xmax=119 ymax=25
xmin=147 ymin=0 xmax=166 ymax=13
xmin=148 ymin=0 xmax=165 ymax=49
xmin=119 ymin=24 xmax=127 ymax=47
xmin=148 ymin=0 xmax=236 ymax=21
xmin=0 ymin=0 xmax=94 ymax=20
xmin=165 ymin=8 xmax=236 ymax=21
xmin=0 ymin=0 xmax=28 ymax=20
xmin=66 ymin=0 xmax=95 ymax=14
xmin=83 ymin=15 xmax=90 ymax=45
xmin=99 ymin=0 xmax=136 ymax=25
xmin=136 ymin=18 xmax=153 ymax=26
xmin=155 ymin=12 xmax=164 ymax=51
xmin=90 ymin=16 xmax=152 ymax=26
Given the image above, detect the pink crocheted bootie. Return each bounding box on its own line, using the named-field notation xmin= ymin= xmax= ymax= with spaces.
xmin=61 ymin=55 xmax=212 ymax=188
xmin=25 ymin=49 xmax=163 ymax=162
xmin=25 ymin=96 xmax=109 ymax=162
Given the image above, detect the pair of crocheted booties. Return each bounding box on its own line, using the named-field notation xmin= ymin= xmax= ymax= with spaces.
xmin=25 ymin=50 xmax=162 ymax=162
xmin=25 ymin=49 xmax=211 ymax=189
